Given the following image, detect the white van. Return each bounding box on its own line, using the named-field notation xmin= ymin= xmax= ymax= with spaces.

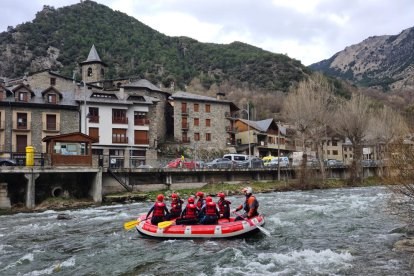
xmin=223 ymin=154 xmax=249 ymax=162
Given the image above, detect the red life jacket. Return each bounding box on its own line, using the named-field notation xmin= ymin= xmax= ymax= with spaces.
xmin=196 ymin=198 xmax=205 ymax=209
xmin=153 ymin=202 xmax=166 ymax=217
xmin=184 ymin=204 xmax=197 ymax=219
xmin=170 ymin=199 xmax=183 ymax=213
xmin=205 ymin=202 xmax=217 ymax=216
xmin=218 ymin=199 xmax=231 ymax=214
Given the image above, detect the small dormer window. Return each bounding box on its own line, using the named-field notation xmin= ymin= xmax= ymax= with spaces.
xmin=18 ymin=92 xmax=28 ymax=102
xmin=87 ymin=67 xmax=93 ymax=77
xmin=48 ymin=94 xmax=57 ymax=104
xmin=50 ymin=78 xmax=56 ymax=86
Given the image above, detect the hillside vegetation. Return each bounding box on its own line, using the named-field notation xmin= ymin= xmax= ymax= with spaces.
xmin=0 ymin=1 xmax=308 ymax=92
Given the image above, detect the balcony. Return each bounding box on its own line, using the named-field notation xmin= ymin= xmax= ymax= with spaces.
xmin=225 ymin=111 xmax=240 ymax=120
xmin=112 ymin=137 xmax=129 ymax=144
xmin=43 ymin=122 xmax=60 ymax=132
xmin=182 ymin=137 xmax=191 ymax=143
xmin=112 ymin=117 xmax=128 ymax=124
xmin=134 ymin=119 xmax=150 ymax=126
xmin=89 ymin=115 xmax=100 ymax=123
xmin=182 ymin=122 xmax=189 ymax=130
xmin=225 ymin=126 xmax=238 ymax=133
xmin=181 ymin=108 xmax=189 ymax=116
xmin=13 ymin=121 xmax=31 ymax=131
xmin=134 ymin=139 xmax=150 ymax=145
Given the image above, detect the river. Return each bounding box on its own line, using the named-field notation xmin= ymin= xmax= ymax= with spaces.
xmin=0 ymin=186 xmax=411 ymax=275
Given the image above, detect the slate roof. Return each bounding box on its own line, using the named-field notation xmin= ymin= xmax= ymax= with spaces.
xmin=239 ymin=118 xmax=286 ymax=135
xmin=122 ymin=79 xmax=164 ymax=92
xmin=84 ymin=44 xmax=101 ymax=63
xmin=169 ymin=91 xmax=230 ymax=104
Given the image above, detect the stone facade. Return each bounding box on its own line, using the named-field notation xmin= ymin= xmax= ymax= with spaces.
xmin=27 ymin=70 xmax=77 ymax=92
xmin=171 ymin=95 xmax=232 ymax=150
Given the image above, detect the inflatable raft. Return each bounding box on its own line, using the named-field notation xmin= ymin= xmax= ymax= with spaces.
xmin=135 ymin=214 xmax=265 ymax=238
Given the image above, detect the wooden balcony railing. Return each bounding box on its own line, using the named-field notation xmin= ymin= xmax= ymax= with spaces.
xmin=134 ymin=119 xmax=150 ymax=126
xmin=112 ymin=137 xmax=128 ymax=144
xmin=181 ymin=108 xmax=189 ymax=115
xmin=89 ymin=115 xmax=100 ymax=123
xmin=112 ymin=117 xmax=128 ymax=124
xmin=225 ymin=126 xmax=238 ymax=133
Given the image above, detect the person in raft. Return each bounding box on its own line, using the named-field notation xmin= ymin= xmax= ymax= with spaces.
xmin=196 ymin=191 xmax=206 ymax=218
xmin=165 ymin=193 xmax=184 ymax=220
xmin=199 ymin=196 xmax=220 ymax=225
xmin=146 ymin=194 xmax=170 ymax=225
xmin=177 ymin=196 xmax=199 ymax=225
xmin=234 ymin=187 xmax=259 ymax=221
xmin=217 ymin=192 xmax=231 ymax=220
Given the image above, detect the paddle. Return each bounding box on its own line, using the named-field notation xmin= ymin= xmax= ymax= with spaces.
xmin=158 ymin=220 xmax=174 ymax=229
xmin=233 ymin=211 xmax=271 ymax=237
xmin=124 ymin=217 xmax=148 ymax=230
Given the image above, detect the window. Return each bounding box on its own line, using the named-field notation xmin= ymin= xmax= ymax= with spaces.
xmin=112 ymin=109 xmax=127 ymax=124
xmin=87 ymin=67 xmax=93 ymax=77
xmin=332 ymin=140 xmax=338 ymax=146
xmin=333 ymin=150 xmax=338 ymax=155
xmin=50 ymin=78 xmax=56 ymax=86
xmin=18 ymin=92 xmax=28 ymax=102
xmin=100 ymin=68 xmax=105 ymax=77
xmin=206 ymin=133 xmax=211 ymax=141
xmin=327 ymin=150 xmax=331 ymax=154
xmin=112 ymin=128 xmax=128 ymax=143
xmin=194 ymin=133 xmax=200 ymax=141
xmin=134 ymin=130 xmax=149 ymax=144
xmin=205 ymin=104 xmax=211 ymax=113
xmin=46 ymin=114 xmax=57 ymax=130
xmin=17 ymin=113 xmax=28 ymax=129
xmin=181 ymin=102 xmax=188 ymax=114
xmin=89 ymin=107 xmax=99 ymax=123
xmin=48 ymin=94 xmax=57 ymax=104
xmin=89 ymin=127 xmax=99 ymax=142
xmin=344 ymin=154 xmax=348 ymax=158
xmin=134 ymin=112 xmax=148 ymax=125
xmin=205 ymin=119 xmax=211 ymax=127
xmin=194 ymin=118 xmax=199 ymax=126
xmin=327 ymin=140 xmax=331 ymax=146
xmin=194 ymin=103 xmax=199 ymax=112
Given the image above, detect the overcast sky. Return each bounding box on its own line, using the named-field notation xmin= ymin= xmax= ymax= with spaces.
xmin=1 ymin=0 xmax=413 ymax=65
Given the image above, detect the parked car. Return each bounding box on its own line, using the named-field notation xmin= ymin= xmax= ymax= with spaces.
xmin=237 ymin=157 xmax=265 ymax=168
xmin=268 ymin=157 xmax=289 ymax=168
xmin=0 ymin=158 xmax=16 ymax=166
xmin=361 ymin=159 xmax=375 ymax=167
xmin=205 ymin=158 xmax=234 ymax=169
xmin=325 ymin=159 xmax=344 ymax=167
xmin=166 ymin=158 xmax=198 ymax=169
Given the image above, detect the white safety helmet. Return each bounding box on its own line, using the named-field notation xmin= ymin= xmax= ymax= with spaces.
xmin=242 ymin=187 xmax=252 ymax=194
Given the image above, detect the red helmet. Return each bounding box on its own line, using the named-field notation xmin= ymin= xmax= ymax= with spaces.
xmin=206 ymin=196 xmax=212 ymax=202
xmin=188 ymin=197 xmax=195 ymax=203
xmin=217 ymin=192 xmax=225 ymax=198
xmin=157 ymin=194 xmax=164 ymax=201
xmin=196 ymin=191 xmax=204 ymax=197
xmin=171 ymin=193 xmax=178 ymax=199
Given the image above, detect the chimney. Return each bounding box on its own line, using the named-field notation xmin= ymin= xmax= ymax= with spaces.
xmin=216 ymin=92 xmax=225 ymax=100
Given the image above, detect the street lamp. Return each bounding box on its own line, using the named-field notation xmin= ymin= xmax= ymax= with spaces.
xmin=240 ymin=102 xmax=251 ymax=168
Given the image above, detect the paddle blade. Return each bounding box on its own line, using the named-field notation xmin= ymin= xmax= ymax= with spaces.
xmin=124 ymin=219 xmax=140 ymax=230
xmin=158 ymin=221 xmax=174 ymax=229
xmin=257 ymin=225 xmax=271 ymax=237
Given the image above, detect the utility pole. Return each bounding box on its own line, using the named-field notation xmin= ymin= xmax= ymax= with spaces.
xmin=247 ymin=102 xmax=251 ymax=168
xmin=277 ymin=123 xmax=281 ymax=181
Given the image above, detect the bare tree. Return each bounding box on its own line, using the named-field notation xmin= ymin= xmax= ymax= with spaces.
xmin=369 ymin=105 xmax=409 ymax=176
xmin=333 ymin=93 xmax=372 ymax=184
xmin=283 ymin=73 xmax=336 ymax=184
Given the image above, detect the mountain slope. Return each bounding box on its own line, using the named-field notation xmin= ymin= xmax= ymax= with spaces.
xmin=0 ymin=1 xmax=308 ymax=92
xmin=310 ymin=27 xmax=414 ymax=91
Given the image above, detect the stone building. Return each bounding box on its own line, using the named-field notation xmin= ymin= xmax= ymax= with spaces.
xmin=169 ymin=91 xmax=239 ymax=151
xmin=0 ymin=81 xmax=79 ymax=158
